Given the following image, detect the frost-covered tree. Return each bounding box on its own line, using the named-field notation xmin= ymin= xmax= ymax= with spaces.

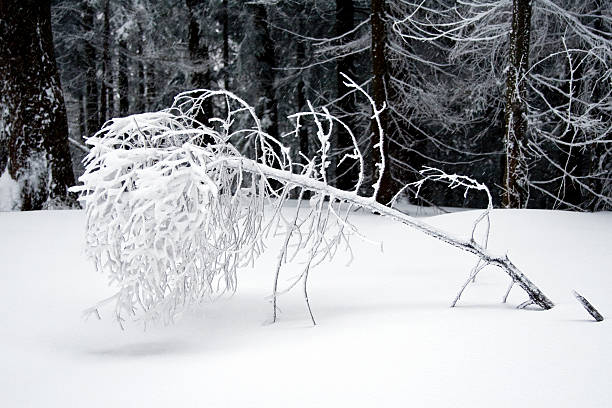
xmin=73 ymin=81 xmax=554 ymax=327
xmin=0 ymin=0 xmax=76 ymax=210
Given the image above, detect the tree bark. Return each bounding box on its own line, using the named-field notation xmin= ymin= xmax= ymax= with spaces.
xmin=146 ymin=63 xmax=157 ymax=111
xmin=296 ymin=39 xmax=310 ymax=199
xmin=249 ymin=3 xmax=281 ymax=184
xmin=371 ymin=0 xmax=395 ymax=204
xmin=503 ymin=0 xmax=532 ymax=208
xmin=222 ymin=0 xmax=229 ymax=90
xmin=135 ymin=25 xmax=146 ymax=114
xmin=82 ymin=1 xmax=99 ymax=136
xmin=99 ymin=0 xmax=111 ymax=124
xmin=0 ymin=0 xmax=76 ymax=209
xmin=187 ymin=0 xmax=213 ymax=123
xmin=573 ymin=290 xmax=603 ymax=322
xmin=118 ymin=39 xmax=129 ymax=116
xmin=335 ymin=0 xmax=358 ymax=190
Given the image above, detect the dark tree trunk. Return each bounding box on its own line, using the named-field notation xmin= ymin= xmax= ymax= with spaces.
xmin=187 ymin=0 xmax=213 ymax=124
xmin=118 ymin=39 xmax=129 ymax=116
xmin=250 ymin=3 xmax=281 ymax=190
xmin=77 ymin=88 xmax=86 ymax=142
xmin=296 ymin=38 xmax=310 ymax=199
xmin=0 ymin=0 xmax=76 ymax=210
xmin=335 ymin=0 xmax=358 ymax=191
xmin=297 ymin=41 xmax=308 ymax=164
xmin=371 ymin=0 xmax=394 ymax=204
xmin=135 ymin=25 xmax=145 ymax=113
xmin=99 ymin=0 xmax=110 ymax=124
xmin=503 ymin=0 xmax=532 ymax=208
xmin=222 ymin=0 xmax=229 ymax=90
xmin=250 ymin=4 xmax=278 ymax=142
xmin=146 ymin=63 xmax=157 ymax=111
xmin=83 ymin=1 xmax=99 ymax=136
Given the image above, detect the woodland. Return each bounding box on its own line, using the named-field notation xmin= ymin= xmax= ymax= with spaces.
xmin=1 ymin=0 xmax=610 ymax=212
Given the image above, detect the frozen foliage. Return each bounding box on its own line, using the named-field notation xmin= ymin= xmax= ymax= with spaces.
xmin=73 ymin=80 xmax=553 ymax=327
xmin=74 ymin=88 xmax=359 ymax=325
xmin=75 ymin=110 xmax=267 ymax=325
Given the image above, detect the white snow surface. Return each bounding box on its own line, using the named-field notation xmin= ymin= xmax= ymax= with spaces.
xmin=0 ymin=208 xmax=610 ymax=407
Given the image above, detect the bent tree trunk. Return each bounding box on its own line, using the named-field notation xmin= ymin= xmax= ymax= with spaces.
xmin=218 ymin=156 xmax=555 ymax=310
xmin=0 ymin=0 xmax=76 ymax=210
xmin=187 ymin=0 xmax=213 ymax=122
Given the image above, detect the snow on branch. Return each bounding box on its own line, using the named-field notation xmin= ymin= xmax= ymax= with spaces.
xmin=72 ymin=80 xmax=554 ymax=328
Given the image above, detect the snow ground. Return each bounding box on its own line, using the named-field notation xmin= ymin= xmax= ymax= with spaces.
xmin=0 ymin=208 xmax=610 ymax=407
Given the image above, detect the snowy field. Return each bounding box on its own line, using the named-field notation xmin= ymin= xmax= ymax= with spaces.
xmin=1 ymin=208 xmax=610 ymax=407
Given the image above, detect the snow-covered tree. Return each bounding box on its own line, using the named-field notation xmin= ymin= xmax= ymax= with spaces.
xmin=73 ymin=80 xmax=554 ymax=327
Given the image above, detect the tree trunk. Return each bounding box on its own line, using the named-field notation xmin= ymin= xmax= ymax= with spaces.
xmin=222 ymin=0 xmax=229 ymax=90
xmin=83 ymin=1 xmax=99 ymax=136
xmin=0 ymin=0 xmax=76 ymax=210
xmin=99 ymin=0 xmax=111 ymax=124
xmin=251 ymin=5 xmax=279 ymax=149
xmin=247 ymin=3 xmax=281 ymax=190
xmin=335 ymin=0 xmax=359 ymax=191
xmin=118 ymin=39 xmax=129 ymax=116
xmin=187 ymin=0 xmax=213 ymax=123
xmin=135 ymin=25 xmax=146 ymax=114
xmin=503 ymin=0 xmax=532 ymax=208
xmin=76 ymin=88 xmax=86 ymax=142
xmin=296 ymin=39 xmax=310 ymax=199
xmin=371 ymin=0 xmax=394 ymax=204
xmin=146 ymin=63 xmax=157 ymax=111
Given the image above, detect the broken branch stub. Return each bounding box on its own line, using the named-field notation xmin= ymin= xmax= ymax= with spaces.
xmin=573 ymin=290 xmax=604 ymax=322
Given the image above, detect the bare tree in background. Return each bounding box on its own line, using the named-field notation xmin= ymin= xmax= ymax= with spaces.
xmin=389 ymin=0 xmax=611 ymax=210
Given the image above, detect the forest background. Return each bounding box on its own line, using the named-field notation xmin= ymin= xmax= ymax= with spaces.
xmin=2 ymin=0 xmax=610 ymax=211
